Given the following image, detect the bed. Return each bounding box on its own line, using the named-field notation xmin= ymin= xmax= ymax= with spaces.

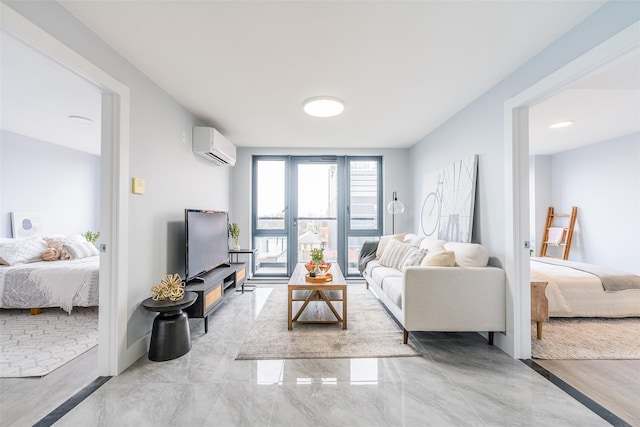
xmin=530 ymin=257 xmax=640 ymax=317
xmin=0 ymin=235 xmax=100 ymax=314
xmin=0 ymin=257 xmax=99 ymax=314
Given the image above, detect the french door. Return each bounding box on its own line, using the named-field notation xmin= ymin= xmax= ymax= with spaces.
xmin=252 ymin=156 xmax=382 ymax=277
xmin=291 ymin=158 xmax=341 ymax=270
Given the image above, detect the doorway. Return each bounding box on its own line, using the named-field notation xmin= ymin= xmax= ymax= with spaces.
xmin=1 ymin=3 xmax=130 ymax=380
xmin=291 ymin=158 xmax=340 ymax=268
xmin=505 ymin=19 xmax=640 ymax=360
xmin=504 ymin=20 xmax=640 ymax=424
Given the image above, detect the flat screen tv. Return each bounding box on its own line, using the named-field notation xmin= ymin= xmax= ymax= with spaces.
xmin=185 ymin=209 xmax=230 ymax=282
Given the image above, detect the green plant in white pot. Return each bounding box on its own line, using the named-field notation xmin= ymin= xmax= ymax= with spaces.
xmin=228 ymin=223 xmax=240 ymax=250
xmin=82 ymin=230 xmax=100 ymax=245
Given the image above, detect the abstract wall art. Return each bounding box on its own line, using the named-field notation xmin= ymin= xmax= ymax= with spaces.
xmin=419 ymin=155 xmax=478 ymax=243
xmin=11 ymin=212 xmax=44 ymax=238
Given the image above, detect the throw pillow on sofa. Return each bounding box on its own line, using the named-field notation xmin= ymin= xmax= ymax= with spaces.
xmin=379 ymin=239 xmax=414 ymax=270
xmin=419 ymin=238 xmax=447 ymax=252
xmin=400 ymin=248 xmax=428 ymax=268
xmin=375 ymin=233 xmax=406 ymax=259
xmin=420 ymin=250 xmax=456 ymax=267
xmin=443 ymin=242 xmax=489 ymax=267
xmin=403 ymin=233 xmax=424 ymax=247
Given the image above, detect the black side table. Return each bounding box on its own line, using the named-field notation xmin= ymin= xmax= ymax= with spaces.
xmin=229 ymin=249 xmax=256 ymax=292
xmin=229 ymin=248 xmax=256 ymax=264
xmin=142 ymin=291 xmax=197 ymax=362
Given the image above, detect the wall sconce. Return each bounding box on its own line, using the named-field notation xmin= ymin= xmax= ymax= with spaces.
xmin=386 ymin=191 xmax=405 ymax=234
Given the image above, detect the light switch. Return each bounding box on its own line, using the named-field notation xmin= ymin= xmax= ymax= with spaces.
xmin=132 ymin=177 xmax=145 ymax=195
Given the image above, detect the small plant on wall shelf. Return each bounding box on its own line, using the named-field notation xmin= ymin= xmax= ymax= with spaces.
xmin=228 ymin=223 xmax=240 ymax=250
xmin=82 ymin=230 xmax=100 ymax=244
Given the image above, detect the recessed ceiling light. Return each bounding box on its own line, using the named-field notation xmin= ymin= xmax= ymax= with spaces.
xmin=303 ymin=96 xmax=344 ymax=118
xmin=549 ymin=120 xmax=573 ymax=129
xmin=68 ymin=115 xmax=94 ymax=124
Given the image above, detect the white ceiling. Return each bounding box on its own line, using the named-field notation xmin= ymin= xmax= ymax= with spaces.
xmin=0 ymin=29 xmax=102 ymax=155
xmin=2 ymin=1 xmax=638 ymax=156
xmin=529 ymin=50 xmax=640 ymax=155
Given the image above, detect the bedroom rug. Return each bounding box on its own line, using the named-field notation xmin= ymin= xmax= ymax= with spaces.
xmin=0 ymin=306 xmax=98 ymax=377
xmin=531 ymin=318 xmax=640 ymax=360
xmin=236 ymin=285 xmax=420 ymax=360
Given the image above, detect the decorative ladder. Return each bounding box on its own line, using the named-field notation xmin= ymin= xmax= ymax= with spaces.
xmin=539 ymin=206 xmax=578 ymax=260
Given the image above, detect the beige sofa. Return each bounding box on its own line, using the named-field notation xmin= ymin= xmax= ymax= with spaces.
xmin=360 ymin=234 xmax=506 ymax=344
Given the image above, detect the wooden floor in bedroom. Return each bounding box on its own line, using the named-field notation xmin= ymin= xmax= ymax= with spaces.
xmin=535 ymin=359 xmax=640 ymax=426
xmin=0 ymin=346 xmax=99 ymax=426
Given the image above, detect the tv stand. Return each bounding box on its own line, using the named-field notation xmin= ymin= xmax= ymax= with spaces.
xmin=184 ymin=262 xmax=247 ymax=333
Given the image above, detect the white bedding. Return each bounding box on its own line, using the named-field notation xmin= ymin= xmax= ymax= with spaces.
xmin=530 ymin=258 xmax=640 ymax=317
xmin=0 ymin=257 xmax=99 ymax=313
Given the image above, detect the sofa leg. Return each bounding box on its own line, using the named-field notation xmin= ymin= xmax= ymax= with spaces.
xmin=403 ymin=328 xmax=409 ymax=344
xmin=365 ymin=280 xmax=369 ymax=289
xmin=488 ymin=331 xmax=494 ymax=345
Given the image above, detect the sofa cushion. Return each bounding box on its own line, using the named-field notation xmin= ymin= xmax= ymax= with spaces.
xmin=419 ymin=238 xmax=447 ymax=252
xmin=444 ymin=242 xmax=489 ymax=267
xmin=364 ymin=260 xmax=383 ymax=277
xmin=379 ymin=240 xmax=415 ymax=270
xmin=381 ymin=276 xmax=403 ymax=309
xmin=420 ymin=250 xmax=456 ymax=267
xmin=371 ymin=265 xmax=402 ymax=290
xmin=375 ymin=233 xmax=406 ymax=259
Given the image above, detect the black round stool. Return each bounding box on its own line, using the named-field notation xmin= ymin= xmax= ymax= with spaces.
xmin=142 ymin=291 xmax=197 ymax=362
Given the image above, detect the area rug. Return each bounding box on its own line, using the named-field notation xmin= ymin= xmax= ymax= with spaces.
xmin=531 ymin=318 xmax=640 ymax=360
xmin=0 ymin=306 xmax=98 ymax=377
xmin=236 ymin=285 xmax=420 ymax=360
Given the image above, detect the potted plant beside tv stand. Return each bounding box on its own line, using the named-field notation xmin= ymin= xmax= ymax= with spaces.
xmin=184 ymin=262 xmax=246 ymax=333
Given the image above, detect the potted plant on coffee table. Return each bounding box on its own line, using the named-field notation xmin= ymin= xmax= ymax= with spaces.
xmin=310 ymin=247 xmax=330 ymax=276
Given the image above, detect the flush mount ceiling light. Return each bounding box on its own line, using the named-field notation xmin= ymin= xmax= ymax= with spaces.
xmin=303 ymin=96 xmax=344 ymax=118
xmin=549 ymin=120 xmax=574 ymax=129
xmin=68 ymin=115 xmax=94 ymax=124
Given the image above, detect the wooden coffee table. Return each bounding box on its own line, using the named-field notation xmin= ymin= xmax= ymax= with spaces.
xmin=288 ymin=263 xmax=347 ymax=330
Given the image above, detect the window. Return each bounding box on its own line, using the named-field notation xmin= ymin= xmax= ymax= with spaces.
xmin=252 ymin=156 xmax=382 ymax=277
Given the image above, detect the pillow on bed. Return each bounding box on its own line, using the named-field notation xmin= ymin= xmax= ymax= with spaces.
xmin=44 ymin=234 xmax=87 ymax=260
xmin=63 ymin=241 xmax=99 ymax=259
xmin=41 ymin=247 xmax=61 ymax=261
xmin=0 ymin=236 xmax=49 ymax=266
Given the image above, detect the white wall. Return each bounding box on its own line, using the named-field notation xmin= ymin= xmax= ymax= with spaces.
xmin=1 ymin=130 xmax=101 ymax=237
xmin=532 ymin=133 xmax=640 ymax=274
xmin=529 ymin=155 xmax=552 ymax=256
xmin=232 ymin=147 xmax=412 ymax=251
xmin=5 ymin=2 xmax=232 ymax=350
xmin=409 ymin=3 xmax=640 ymax=356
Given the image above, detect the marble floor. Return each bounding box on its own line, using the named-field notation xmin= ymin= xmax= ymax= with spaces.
xmin=20 ymin=285 xmax=616 ymax=426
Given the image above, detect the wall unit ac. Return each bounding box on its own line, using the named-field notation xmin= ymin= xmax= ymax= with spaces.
xmin=193 ymin=127 xmax=236 ymax=166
